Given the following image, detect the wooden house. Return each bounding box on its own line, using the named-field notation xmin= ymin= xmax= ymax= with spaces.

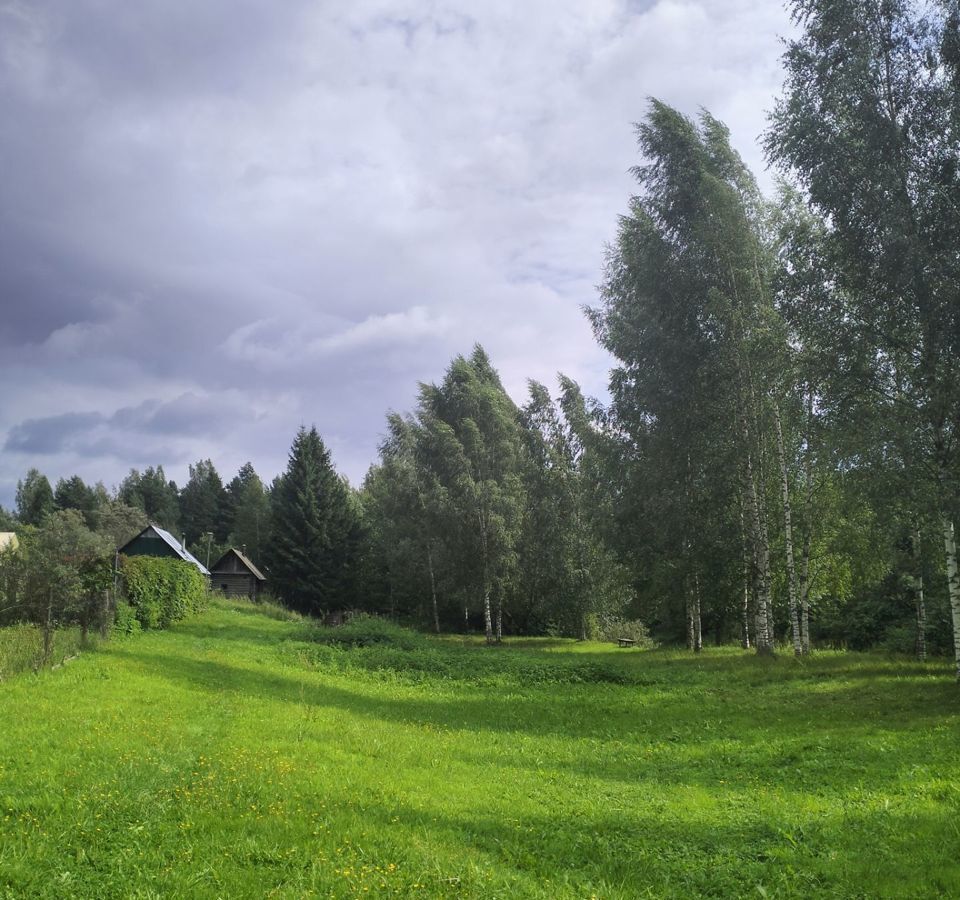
xmin=209 ymin=548 xmax=266 ymax=599
xmin=117 ymin=524 xmax=211 ymax=576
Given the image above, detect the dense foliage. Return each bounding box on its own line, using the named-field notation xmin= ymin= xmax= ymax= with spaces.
xmin=358 ymin=348 xmax=628 ymax=641
xmin=263 ymin=427 xmax=362 ymax=616
xmin=118 ymin=556 xmax=208 ymax=631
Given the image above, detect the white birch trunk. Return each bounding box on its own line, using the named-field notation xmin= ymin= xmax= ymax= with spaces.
xmin=755 ymin=431 xmax=775 ymax=650
xmin=774 ymin=402 xmax=803 ymax=657
xmin=740 ymin=428 xmax=774 ymax=654
xmin=478 ymin=508 xmax=493 ymax=644
xmin=427 ymin=546 xmax=440 ymax=635
xmin=42 ymin=589 xmax=54 ymax=668
xmin=799 ymin=463 xmax=813 ymax=655
xmin=800 ymin=389 xmax=815 ymax=654
xmin=739 ymin=501 xmax=751 ymax=649
xmin=940 ymin=514 xmax=960 ymax=680
xmin=913 ymin=524 xmax=926 ymax=662
xmin=483 ymin=583 xmax=493 ymax=644
xmin=735 ymin=362 xmax=774 ymax=654
xmin=692 ymin=572 xmax=703 ymax=653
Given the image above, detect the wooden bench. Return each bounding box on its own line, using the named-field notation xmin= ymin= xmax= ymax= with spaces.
xmin=617 ymin=638 xmax=636 ymax=648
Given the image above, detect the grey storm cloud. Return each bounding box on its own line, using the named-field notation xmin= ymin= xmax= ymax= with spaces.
xmin=0 ymin=0 xmax=792 ymax=507
xmin=3 ymin=394 xmax=239 ymax=457
xmin=5 ymin=412 xmax=105 ymax=455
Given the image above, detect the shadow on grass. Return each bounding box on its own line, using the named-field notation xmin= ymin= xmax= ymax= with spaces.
xmin=159 ymin=613 xmax=310 ymax=650
xmin=239 ymin=788 xmax=960 ymax=898
xmin=109 ymin=645 xmax=960 ymax=797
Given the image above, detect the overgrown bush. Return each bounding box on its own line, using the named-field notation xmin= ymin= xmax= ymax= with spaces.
xmin=119 ymin=557 xmax=207 ymax=630
xmin=113 ymin=601 xmax=142 ymax=636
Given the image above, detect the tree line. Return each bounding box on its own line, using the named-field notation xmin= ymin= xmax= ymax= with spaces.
xmin=3 ymin=1 xmax=960 ymax=674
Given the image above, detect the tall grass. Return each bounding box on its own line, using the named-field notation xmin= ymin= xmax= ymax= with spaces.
xmin=0 ymin=623 xmax=94 ymax=681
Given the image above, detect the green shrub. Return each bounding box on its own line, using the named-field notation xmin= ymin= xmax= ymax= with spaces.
xmin=118 ymin=557 xmax=207 ymax=631
xmin=113 ymin=601 xmax=142 ymax=636
xmin=880 ymin=623 xmax=921 ymax=656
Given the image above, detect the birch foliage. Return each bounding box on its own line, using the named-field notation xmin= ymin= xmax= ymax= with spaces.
xmin=768 ymin=0 xmax=960 ymax=675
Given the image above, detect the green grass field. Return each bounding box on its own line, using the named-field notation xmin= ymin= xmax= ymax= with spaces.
xmin=1 ymin=597 xmax=959 ymax=898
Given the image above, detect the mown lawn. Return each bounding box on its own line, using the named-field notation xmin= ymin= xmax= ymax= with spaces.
xmin=1 ymin=597 xmax=959 ymax=898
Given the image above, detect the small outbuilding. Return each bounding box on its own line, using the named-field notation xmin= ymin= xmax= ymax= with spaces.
xmin=0 ymin=532 xmax=18 ymax=553
xmin=209 ymin=548 xmax=267 ymax=599
xmin=118 ymin=524 xmax=211 ymax=577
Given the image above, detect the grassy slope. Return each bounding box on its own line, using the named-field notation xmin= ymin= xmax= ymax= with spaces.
xmin=1 ymin=598 xmax=959 ymax=899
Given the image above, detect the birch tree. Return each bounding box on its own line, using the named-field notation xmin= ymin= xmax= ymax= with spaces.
xmin=768 ymin=0 xmax=960 ymax=677
xmin=416 ymin=347 xmax=525 ymax=643
xmin=591 ymin=101 xmax=784 ymax=653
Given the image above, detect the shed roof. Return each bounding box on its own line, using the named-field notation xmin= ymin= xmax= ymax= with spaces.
xmin=118 ymin=524 xmax=211 ymax=576
xmin=210 ymin=547 xmax=267 ymax=582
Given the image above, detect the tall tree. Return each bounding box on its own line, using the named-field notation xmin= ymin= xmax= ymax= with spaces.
xmin=418 ymin=347 xmax=525 ymax=642
xmin=54 ymin=475 xmax=100 ymax=527
xmin=517 ymin=378 xmax=630 ymax=639
xmin=266 ymin=427 xmax=359 ymax=616
xmin=93 ymin=501 xmax=148 ymax=549
xmin=118 ymin=466 xmax=180 ymax=533
xmin=591 ymin=102 xmax=786 ymax=654
xmin=768 ymin=0 xmax=960 ymax=676
xmin=15 ymin=469 xmax=55 ymax=527
xmin=226 ymin=463 xmax=271 ymax=565
xmin=0 ymin=505 xmax=16 ymax=531
xmin=179 ymin=459 xmax=228 ymax=548
xmin=369 ymin=413 xmax=451 ymax=631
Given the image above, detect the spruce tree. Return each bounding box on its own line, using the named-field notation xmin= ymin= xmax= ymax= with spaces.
xmin=118 ymin=466 xmax=180 ymax=532
xmin=53 ymin=475 xmax=100 ymax=527
xmin=179 ymin=459 xmax=228 ymax=546
xmin=266 ymin=426 xmax=358 ymax=616
xmin=226 ymin=463 xmax=271 ymax=565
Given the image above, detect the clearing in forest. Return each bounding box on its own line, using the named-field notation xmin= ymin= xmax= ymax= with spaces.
xmin=1 ymin=597 xmax=958 ymax=898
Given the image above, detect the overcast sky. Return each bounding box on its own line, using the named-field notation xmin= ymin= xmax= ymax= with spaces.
xmin=0 ymin=0 xmax=792 ymax=507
